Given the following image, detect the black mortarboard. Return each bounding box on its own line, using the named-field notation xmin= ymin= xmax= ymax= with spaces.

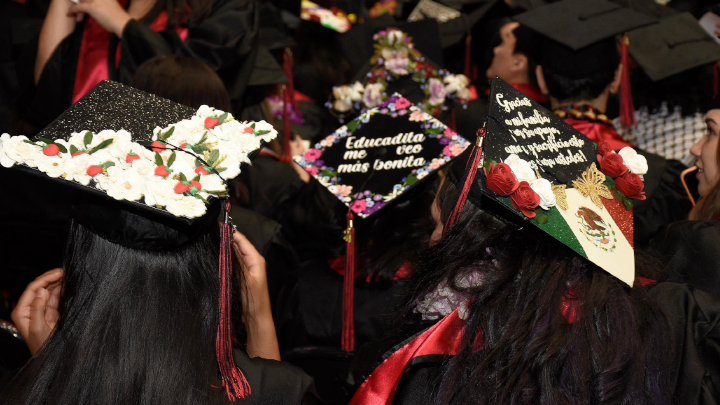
xmin=296 ymin=93 xmax=470 ymax=218
xmin=628 ymin=12 xmax=720 ymax=81
xmin=514 ymin=0 xmax=656 ymax=78
xmin=0 ymin=80 xmax=278 ymax=401
xmin=446 ymin=78 xmax=643 ymax=285
xmin=248 ymin=46 xmax=289 ymax=87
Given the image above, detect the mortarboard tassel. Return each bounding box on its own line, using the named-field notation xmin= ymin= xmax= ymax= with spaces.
xmin=619 ymin=34 xmax=635 ymax=129
xmin=444 ymin=127 xmax=485 ymax=232
xmin=713 ymin=63 xmax=719 ymax=99
xmin=281 ymin=49 xmax=296 ymax=163
xmin=218 ymin=200 xmax=251 ymax=401
xmin=341 ymin=211 xmax=356 ymax=352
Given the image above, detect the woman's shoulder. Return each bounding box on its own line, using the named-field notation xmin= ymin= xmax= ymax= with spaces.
xmin=231 ymin=350 xmax=315 ymax=405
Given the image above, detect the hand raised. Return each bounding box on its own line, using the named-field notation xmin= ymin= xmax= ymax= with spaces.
xmin=67 ymin=0 xmax=132 ymax=37
xmin=11 ymin=268 xmax=64 ymax=355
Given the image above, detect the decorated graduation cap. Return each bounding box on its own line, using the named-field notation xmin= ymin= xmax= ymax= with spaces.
xmin=0 ymin=81 xmax=278 ymax=401
xmin=628 ymin=12 xmax=720 ymax=81
xmin=301 ymin=0 xmax=354 ymax=32
xmin=295 ymin=94 xmax=470 ymax=350
xmin=514 ymin=0 xmax=656 ymax=127
xmin=446 ymin=78 xmax=648 ymax=286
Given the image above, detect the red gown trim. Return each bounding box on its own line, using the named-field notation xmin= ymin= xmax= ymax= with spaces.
xmin=328 ymin=257 xmax=411 ymax=282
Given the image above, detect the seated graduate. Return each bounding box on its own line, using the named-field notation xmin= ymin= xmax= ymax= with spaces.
xmin=0 ymin=81 xmax=316 ymax=404
xmin=516 ymin=0 xmax=694 ymax=247
xmin=647 ymin=97 xmax=720 ymax=298
xmin=347 ymin=78 xmax=720 ymax=405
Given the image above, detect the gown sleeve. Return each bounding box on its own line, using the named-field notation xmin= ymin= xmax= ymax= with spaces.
xmin=648 ymin=283 xmax=720 ymax=405
xmin=119 ymin=0 xmax=259 ymax=115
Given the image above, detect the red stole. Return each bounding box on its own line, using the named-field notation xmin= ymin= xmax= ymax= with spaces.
xmin=562 ymin=118 xmax=633 ymax=151
xmin=72 ymin=3 xmax=189 ymax=103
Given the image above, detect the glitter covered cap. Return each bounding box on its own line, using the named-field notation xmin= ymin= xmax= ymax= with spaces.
xmin=446 ymin=78 xmax=645 ymax=286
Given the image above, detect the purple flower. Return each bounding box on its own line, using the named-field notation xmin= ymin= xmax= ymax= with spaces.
xmin=313 ymin=159 xmax=324 ymax=167
xmin=428 ymin=78 xmax=447 ymax=106
xmin=373 ymin=194 xmax=383 ymax=201
xmin=439 ymin=137 xmax=451 ymax=145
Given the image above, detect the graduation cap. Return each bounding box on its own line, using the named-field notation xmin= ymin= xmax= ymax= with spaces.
xmin=295 ymin=94 xmax=470 ymax=351
xmin=0 ymin=80 xmax=278 ymax=401
xmin=628 ymin=12 xmax=720 ymax=81
xmin=445 ymin=78 xmax=646 ymax=286
xmin=408 ymin=0 xmax=462 ymax=23
xmin=514 ymin=0 xmax=656 ymax=127
xmin=301 ymin=0 xmax=353 ymax=32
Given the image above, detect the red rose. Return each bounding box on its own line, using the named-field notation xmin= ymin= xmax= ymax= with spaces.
xmin=510 ymin=181 xmax=541 ymax=218
xmin=151 ymin=141 xmax=166 ymax=152
xmin=174 ymin=182 xmax=189 ymax=194
xmin=598 ymin=152 xmax=628 ymax=179
xmin=614 ymin=171 xmax=646 ymax=200
xmin=205 ymin=117 xmax=219 ymax=129
xmin=597 ymin=141 xmax=613 ymax=156
xmin=195 ymin=166 xmax=209 ymax=175
xmin=154 ymin=165 xmax=170 ymax=177
xmin=43 ymin=144 xmax=59 ymax=156
xmin=486 ymin=162 xmax=519 ymax=196
xmin=72 ymin=151 xmax=86 ymax=158
xmin=126 ymin=153 xmax=140 ymax=164
xmin=87 ymin=166 xmax=103 ymax=176
xmin=243 ymin=127 xmax=254 ymax=134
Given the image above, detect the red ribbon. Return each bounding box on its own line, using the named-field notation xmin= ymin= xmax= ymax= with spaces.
xmin=619 ymin=35 xmax=635 ymax=129
xmin=342 ymin=212 xmax=356 ymax=352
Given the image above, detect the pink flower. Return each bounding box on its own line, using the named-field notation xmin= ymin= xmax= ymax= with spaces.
xmin=409 ymin=110 xmax=429 ymax=122
xmin=350 ymin=199 xmax=368 ymax=213
xmin=334 ymin=184 xmax=353 ymax=197
xmin=395 ymin=97 xmax=411 ymax=109
xmin=363 ymin=83 xmax=384 ymax=108
xmin=306 ymin=166 xmax=319 ymax=176
xmin=428 ymin=78 xmax=446 ymax=106
xmin=382 ymin=48 xmax=410 ymax=75
xmin=320 ymin=135 xmax=338 ymax=147
xmin=303 ymin=148 xmax=322 ymax=162
xmin=443 ymin=127 xmax=457 ymax=137
xmin=429 ymin=158 xmax=444 ymax=170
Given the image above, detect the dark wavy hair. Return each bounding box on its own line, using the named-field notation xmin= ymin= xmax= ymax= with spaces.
xmin=399 ymin=177 xmax=674 ymax=405
xmin=1 ymin=220 xmax=242 ymax=404
xmin=542 ymin=63 xmax=618 ymax=103
xmin=631 ymin=64 xmax=714 ymax=116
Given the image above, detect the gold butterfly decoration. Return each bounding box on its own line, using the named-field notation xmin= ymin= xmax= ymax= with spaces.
xmin=552 ymin=184 xmax=568 ymax=210
xmin=572 ymin=163 xmax=612 ymax=208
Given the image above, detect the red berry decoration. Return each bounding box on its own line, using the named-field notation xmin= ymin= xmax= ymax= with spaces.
xmin=154 ymin=165 xmax=170 ymax=177
xmin=243 ymin=127 xmax=254 ymax=134
xmin=195 ymin=166 xmax=209 ymax=175
xmin=43 ymin=144 xmax=60 ymax=156
xmin=151 ymin=141 xmax=166 ymax=152
xmin=72 ymin=151 xmax=86 ymax=158
xmin=180 ymin=143 xmax=188 ymax=149
xmin=205 ymin=117 xmax=219 ymax=129
xmin=87 ymin=166 xmax=103 ymax=176
xmin=126 ymin=153 xmax=140 ymax=164
xmin=174 ymin=182 xmax=190 ymax=194
xmin=189 ymin=180 xmax=202 ymax=190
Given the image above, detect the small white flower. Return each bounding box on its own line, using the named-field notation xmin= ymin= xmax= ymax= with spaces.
xmin=363 ymin=83 xmax=384 ymax=109
xmin=0 ymin=133 xmax=17 ymax=168
xmin=36 ymin=155 xmax=66 ymax=178
xmin=349 ymin=82 xmax=364 ymax=102
xmin=105 ymin=165 xmax=144 ymax=201
xmin=443 ymin=74 xmax=470 ymax=95
xmin=199 ymin=173 xmax=226 ymax=193
xmin=165 ymin=196 xmax=208 ymax=218
xmin=504 ymin=154 xmax=536 ymax=183
xmin=386 ymin=29 xmax=405 ymax=45
xmin=333 ymin=85 xmax=355 ymax=112
xmin=529 ymin=178 xmax=556 ymax=210
xmin=64 ymin=153 xmax=93 ymax=185
xmin=196 ymin=105 xmax=217 ymax=117
xmin=3 ymin=136 xmax=41 ymax=167
xmin=143 ymin=177 xmax=182 ymax=207
xmin=618 ymin=147 xmax=648 ymax=175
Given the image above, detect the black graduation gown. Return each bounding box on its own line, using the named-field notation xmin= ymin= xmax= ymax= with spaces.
xmin=348 ymin=282 xmax=720 ymax=405
xmin=647 ymin=220 xmax=720 ymax=298
xmin=21 ymin=0 xmax=259 ymax=129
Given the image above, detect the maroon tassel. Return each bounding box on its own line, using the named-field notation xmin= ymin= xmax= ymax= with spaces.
xmin=619 ymin=35 xmax=635 ymax=129
xmin=464 ymin=32 xmax=472 ymax=79
xmin=713 ymin=63 xmax=719 ymax=99
xmin=280 ymin=49 xmax=295 ymax=163
xmin=217 ymin=200 xmax=251 ymax=401
xmin=444 ymin=128 xmax=485 ymax=232
xmin=341 ymin=212 xmax=355 ymax=352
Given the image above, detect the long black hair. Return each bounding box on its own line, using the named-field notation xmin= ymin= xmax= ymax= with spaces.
xmin=1 ymin=220 xmax=238 ymax=404
xmin=630 ymin=63 xmax=714 ymax=116
xmin=400 ymin=178 xmax=674 ymax=405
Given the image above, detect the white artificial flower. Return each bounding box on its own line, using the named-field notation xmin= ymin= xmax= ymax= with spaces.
xmin=618 ymin=147 xmax=648 ymax=175
xmin=427 ymin=78 xmax=447 ymax=106
xmin=104 ymin=165 xmax=145 ymax=201
xmin=199 ymin=172 xmax=226 ymax=191
xmin=104 ymin=130 xmax=133 ymax=160
xmin=349 ymin=82 xmax=364 ymax=102
xmin=504 ymin=154 xmax=537 ymax=183
xmin=529 ymin=178 xmax=557 ymax=210
xmin=143 ymin=177 xmax=182 ymax=207
xmin=0 ymin=133 xmax=17 ymax=168
xmin=363 ymin=83 xmax=384 ymax=109
xmin=456 ymin=87 xmax=471 ymax=100
xmin=381 ymin=47 xmax=410 ymax=75
xmin=3 ymin=136 xmax=41 ymax=167
xmin=333 ymin=85 xmax=355 ymax=112
xmin=386 ymin=29 xmax=405 ymax=45
xmin=196 ymin=105 xmax=216 ymax=118
xmin=64 ymin=153 xmax=93 ymax=185
xmin=165 ymin=196 xmax=207 ymax=218
xmin=443 ymin=74 xmax=470 ymax=94
xmin=36 ymin=155 xmax=66 ymax=178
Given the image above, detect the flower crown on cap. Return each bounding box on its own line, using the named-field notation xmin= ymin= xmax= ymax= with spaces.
xmin=0 ymin=105 xmax=277 ymax=219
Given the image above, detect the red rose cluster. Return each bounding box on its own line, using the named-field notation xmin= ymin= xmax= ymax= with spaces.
xmin=485 ymin=162 xmax=541 ymax=218
xmin=596 ymin=142 xmax=645 ymax=200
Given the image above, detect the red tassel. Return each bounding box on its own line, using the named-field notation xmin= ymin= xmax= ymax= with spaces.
xmin=713 ymin=63 xmax=719 ymax=99
xmin=444 ymin=128 xmax=485 ymax=232
xmin=341 ymin=212 xmax=355 ymax=352
xmin=619 ymin=34 xmax=635 ymax=129
xmin=280 ymin=49 xmax=295 ymax=163
xmin=464 ymin=32 xmax=472 ymax=79
xmin=217 ymin=200 xmax=251 ymax=401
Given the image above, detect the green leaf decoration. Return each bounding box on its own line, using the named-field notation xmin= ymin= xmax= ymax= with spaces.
xmin=194 ymin=159 xmax=202 ymax=168
xmin=159 ymin=126 xmax=175 ymax=141
xmin=405 ymin=173 xmax=418 ymax=186
xmin=23 ymin=140 xmax=37 ymax=146
xmin=194 ymin=145 xmax=209 ymax=153
xmin=346 ymin=120 xmax=359 ymax=133
xmin=155 ymin=152 xmax=164 ymax=166
xmin=193 ymin=174 xmax=201 ymax=181
xmin=320 ymin=170 xmax=336 ymax=178
xmin=533 ymin=210 xmax=550 ymax=224
xmin=99 ymin=161 xmax=115 ymax=169
xmin=604 ymin=176 xmax=615 ymax=189
xmin=84 ymin=131 xmax=93 ymax=147
xmin=251 ymin=123 xmax=256 ymax=129
xmin=197 ymin=131 xmax=208 ymax=145
xmin=217 ymin=112 xmax=228 ymax=125
xmin=70 ymin=145 xmax=78 ymax=154
xmin=193 ymin=194 xmax=209 ymax=204
xmin=612 ymin=189 xmax=634 ymax=211
xmin=179 ymin=172 xmax=188 ymax=182
xmin=256 ymin=130 xmax=270 ymax=135
xmin=209 ymin=149 xmax=220 ymax=165
xmin=87 ymin=139 xmax=114 ymax=155
xmin=55 ymin=143 xmax=67 ymax=153
xmin=425 ymin=127 xmax=442 ymax=135
xmin=38 ymin=137 xmax=54 ymax=145
xmin=215 ymin=167 xmax=227 ymax=173
xmin=167 ymin=152 xmax=177 ymax=167
xmin=204 ymin=190 xmax=229 ymax=196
